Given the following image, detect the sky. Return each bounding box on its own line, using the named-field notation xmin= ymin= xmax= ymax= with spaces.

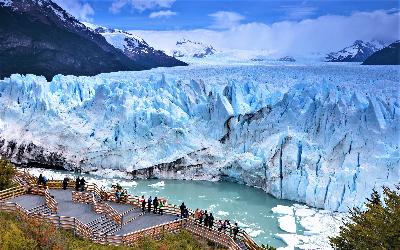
xmin=54 ymin=0 xmax=400 ymax=55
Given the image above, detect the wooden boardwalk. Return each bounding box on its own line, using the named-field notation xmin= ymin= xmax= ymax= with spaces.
xmin=0 ymin=169 xmax=261 ymax=250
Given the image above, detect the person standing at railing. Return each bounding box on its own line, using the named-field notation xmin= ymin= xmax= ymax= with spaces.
xmin=217 ymin=220 xmax=223 ymax=233
xmin=233 ymin=223 xmax=239 ymax=240
xmin=147 ymin=196 xmax=152 ymax=213
xmin=153 ymin=197 xmax=158 ymax=214
xmin=204 ymin=211 xmax=209 ymax=227
xmin=179 ymin=202 xmax=186 ymax=218
xmin=75 ymin=177 xmax=80 ymax=191
xmin=80 ymin=177 xmax=86 ymax=191
xmin=115 ymin=189 xmax=121 ymax=202
xmin=194 ymin=209 xmax=200 ymax=222
xmin=140 ymin=195 xmax=146 ymax=212
xmin=38 ymin=174 xmax=44 ymax=186
xmin=208 ymin=213 xmax=214 ymax=230
xmin=158 ymin=200 xmax=164 ymax=215
xmin=199 ymin=210 xmax=204 ymax=224
xmin=62 ymin=177 xmax=69 ymax=190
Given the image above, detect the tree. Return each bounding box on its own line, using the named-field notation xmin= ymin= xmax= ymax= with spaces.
xmin=0 ymin=158 xmax=16 ymax=190
xmin=330 ymin=184 xmax=400 ymax=250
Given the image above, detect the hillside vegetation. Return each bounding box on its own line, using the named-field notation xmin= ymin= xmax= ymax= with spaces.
xmin=0 ymin=211 xmax=224 ymax=250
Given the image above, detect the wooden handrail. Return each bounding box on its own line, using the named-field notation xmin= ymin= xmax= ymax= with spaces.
xmin=44 ymin=188 xmax=58 ymax=213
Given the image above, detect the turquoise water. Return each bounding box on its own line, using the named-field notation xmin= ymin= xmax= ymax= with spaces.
xmin=125 ymin=179 xmax=295 ymax=247
xmin=29 ymin=169 xmax=299 ymax=247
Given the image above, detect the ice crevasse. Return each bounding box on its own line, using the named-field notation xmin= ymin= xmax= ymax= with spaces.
xmin=0 ymin=64 xmax=398 ymax=212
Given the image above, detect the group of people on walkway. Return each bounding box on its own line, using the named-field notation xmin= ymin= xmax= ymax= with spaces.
xmin=75 ymin=177 xmax=86 ymax=191
xmin=140 ymin=195 xmax=166 ymax=215
xmin=193 ymin=208 xmax=240 ymax=239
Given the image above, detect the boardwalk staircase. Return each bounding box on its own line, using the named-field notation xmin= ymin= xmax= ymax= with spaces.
xmin=87 ymin=215 xmax=120 ymax=237
xmin=121 ymin=207 xmax=145 ymax=225
xmin=27 ymin=204 xmax=52 ymax=215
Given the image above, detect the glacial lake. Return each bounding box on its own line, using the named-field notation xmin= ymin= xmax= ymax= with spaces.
xmin=27 ymin=168 xmax=312 ymax=248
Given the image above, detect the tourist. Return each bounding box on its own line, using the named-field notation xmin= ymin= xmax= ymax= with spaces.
xmin=43 ymin=175 xmax=48 ymax=186
xmin=80 ymin=177 xmax=86 ymax=191
xmin=199 ymin=210 xmax=204 ymax=224
xmin=75 ymin=177 xmax=80 ymax=191
xmin=140 ymin=195 xmax=146 ymax=212
xmin=217 ymin=220 xmax=223 ymax=233
xmin=204 ymin=211 xmax=209 ymax=227
xmin=62 ymin=177 xmax=69 ymax=190
xmin=222 ymin=220 xmax=228 ymax=232
xmin=115 ymin=189 xmax=121 ymax=202
xmin=233 ymin=223 xmax=239 ymax=240
xmin=147 ymin=196 xmax=152 ymax=212
xmin=209 ymin=213 xmax=214 ymax=230
xmin=175 ymin=214 xmax=180 ymax=220
xmin=184 ymin=208 xmax=189 ymax=218
xmin=38 ymin=174 xmax=44 ymax=186
xmin=153 ymin=197 xmax=158 ymax=214
xmin=179 ymin=202 xmax=186 ymax=218
xmin=194 ymin=209 xmax=200 ymax=221
xmin=158 ymin=200 xmax=164 ymax=215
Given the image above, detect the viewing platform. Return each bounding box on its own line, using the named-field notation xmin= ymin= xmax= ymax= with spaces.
xmin=0 ymin=169 xmax=261 ymax=250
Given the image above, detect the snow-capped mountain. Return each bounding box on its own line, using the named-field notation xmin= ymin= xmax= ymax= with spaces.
xmin=363 ymin=40 xmax=400 ymax=65
xmin=0 ymin=0 xmax=144 ymax=80
xmin=0 ymin=0 xmax=186 ymax=80
xmin=326 ymin=40 xmax=386 ymax=62
xmin=0 ymin=64 xmax=398 ymax=212
xmin=172 ymin=39 xmax=216 ymax=58
xmin=89 ymin=25 xmax=187 ymax=68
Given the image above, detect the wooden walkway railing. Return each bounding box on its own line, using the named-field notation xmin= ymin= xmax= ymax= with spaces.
xmin=7 ymin=169 xmax=262 ymax=249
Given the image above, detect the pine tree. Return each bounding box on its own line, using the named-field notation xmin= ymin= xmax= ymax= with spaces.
xmin=330 ymin=185 xmax=400 ymax=249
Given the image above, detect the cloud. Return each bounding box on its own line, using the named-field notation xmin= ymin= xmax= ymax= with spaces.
xmin=209 ymin=11 xmax=245 ymax=29
xmin=280 ymin=5 xmax=317 ymax=20
xmin=53 ymin=0 xmax=94 ymax=21
xmin=110 ymin=0 xmax=176 ymax=13
xmin=149 ymin=10 xmax=177 ymax=18
xmin=129 ymin=9 xmax=400 ymax=56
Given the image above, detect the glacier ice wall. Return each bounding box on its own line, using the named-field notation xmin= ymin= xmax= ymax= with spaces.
xmin=0 ymin=64 xmax=398 ymax=211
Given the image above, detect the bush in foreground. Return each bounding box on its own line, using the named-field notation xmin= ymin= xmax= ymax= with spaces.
xmin=0 ymin=158 xmax=16 ymax=190
xmin=329 ymin=185 xmax=400 ymax=249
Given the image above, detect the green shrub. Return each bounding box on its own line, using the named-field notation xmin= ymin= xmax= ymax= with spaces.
xmin=330 ymin=184 xmax=400 ymax=250
xmin=0 ymin=158 xmax=16 ymax=190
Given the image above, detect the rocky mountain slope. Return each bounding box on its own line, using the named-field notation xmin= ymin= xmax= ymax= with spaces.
xmin=0 ymin=0 xmax=186 ymax=81
xmin=326 ymin=40 xmax=386 ymax=62
xmin=91 ymin=26 xmax=187 ymax=68
xmin=0 ymin=64 xmax=398 ymax=212
xmin=362 ymin=41 xmax=400 ymax=65
xmin=172 ymin=39 xmax=216 ymax=58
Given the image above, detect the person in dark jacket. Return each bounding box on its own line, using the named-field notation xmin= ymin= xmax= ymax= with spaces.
xmin=153 ymin=197 xmax=158 ymax=214
xmin=38 ymin=174 xmax=44 ymax=186
xmin=80 ymin=177 xmax=86 ymax=191
xmin=208 ymin=213 xmax=214 ymax=229
xmin=147 ymin=197 xmax=152 ymax=213
xmin=75 ymin=177 xmax=81 ymax=191
xmin=179 ymin=202 xmax=186 ymax=218
xmin=204 ymin=211 xmax=209 ymax=227
xmin=140 ymin=195 xmax=146 ymax=212
xmin=62 ymin=177 xmax=69 ymax=190
xmin=233 ymin=222 xmax=239 ymax=239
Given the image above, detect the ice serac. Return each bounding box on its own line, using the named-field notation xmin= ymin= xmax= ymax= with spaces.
xmin=0 ymin=64 xmax=398 ymax=212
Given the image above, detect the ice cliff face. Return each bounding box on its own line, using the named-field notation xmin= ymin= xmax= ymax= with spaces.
xmin=0 ymin=64 xmax=398 ymax=211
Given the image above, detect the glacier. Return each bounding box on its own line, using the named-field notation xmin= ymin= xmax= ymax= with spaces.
xmin=0 ymin=63 xmax=399 ymax=212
